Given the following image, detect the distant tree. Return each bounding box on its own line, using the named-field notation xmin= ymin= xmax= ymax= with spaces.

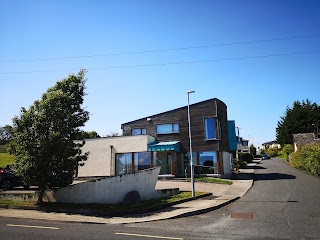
xmin=0 ymin=125 xmax=13 ymax=145
xmin=105 ymin=131 xmax=121 ymax=137
xmin=11 ymin=70 xmax=90 ymax=203
xmin=249 ymin=144 xmax=256 ymax=157
xmin=276 ymin=99 xmax=320 ymax=146
xmin=77 ymin=130 xmax=101 ymax=139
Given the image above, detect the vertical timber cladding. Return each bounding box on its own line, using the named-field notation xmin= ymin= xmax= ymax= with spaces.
xmin=121 ymin=98 xmax=229 ymax=154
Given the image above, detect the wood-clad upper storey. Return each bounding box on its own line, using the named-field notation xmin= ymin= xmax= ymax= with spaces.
xmin=121 ymin=98 xmax=229 ymax=153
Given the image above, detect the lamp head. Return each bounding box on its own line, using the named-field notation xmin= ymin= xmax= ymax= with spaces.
xmin=187 ymin=90 xmax=195 ymax=94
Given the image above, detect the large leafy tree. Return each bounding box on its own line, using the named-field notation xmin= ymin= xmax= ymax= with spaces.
xmin=276 ymin=99 xmax=320 ymax=146
xmin=11 ymin=70 xmax=90 ymax=202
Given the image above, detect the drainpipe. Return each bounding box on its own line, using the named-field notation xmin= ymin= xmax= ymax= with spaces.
xmin=110 ymin=145 xmax=113 ymax=176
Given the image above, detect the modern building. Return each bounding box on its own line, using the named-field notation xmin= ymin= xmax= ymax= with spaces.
xmin=121 ymin=98 xmax=235 ymax=176
xmin=77 ymin=98 xmax=237 ymax=179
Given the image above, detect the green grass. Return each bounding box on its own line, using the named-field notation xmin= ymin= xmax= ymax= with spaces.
xmin=0 ymin=153 xmax=15 ymax=167
xmin=0 ymin=192 xmax=206 ymax=212
xmin=277 ymin=152 xmax=286 ymax=159
xmin=191 ymin=177 xmax=233 ymax=185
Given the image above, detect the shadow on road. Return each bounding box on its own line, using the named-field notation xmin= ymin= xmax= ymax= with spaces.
xmin=245 ymin=165 xmax=266 ymax=170
xmin=254 ymin=173 xmax=296 ymax=181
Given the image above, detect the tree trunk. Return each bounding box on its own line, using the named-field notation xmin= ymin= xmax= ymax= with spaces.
xmin=37 ymin=187 xmax=45 ymax=203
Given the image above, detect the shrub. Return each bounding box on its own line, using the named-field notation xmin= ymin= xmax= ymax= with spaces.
xmin=249 ymin=144 xmax=257 ymax=157
xmin=283 ymin=144 xmax=293 ymax=156
xmin=239 ymin=152 xmax=253 ymax=162
xmin=267 ymin=147 xmax=278 ymax=157
xmin=290 ymin=144 xmax=320 ymax=177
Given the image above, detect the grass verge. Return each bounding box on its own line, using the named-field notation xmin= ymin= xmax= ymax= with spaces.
xmin=0 ymin=153 xmax=15 ymax=167
xmin=189 ymin=177 xmax=233 ymax=185
xmin=0 ymin=192 xmax=208 ymax=215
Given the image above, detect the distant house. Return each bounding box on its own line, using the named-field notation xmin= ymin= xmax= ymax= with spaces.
xmin=236 ymin=137 xmax=249 ymax=152
xmin=292 ymin=133 xmax=320 ymax=152
xmin=261 ymin=140 xmax=281 ymax=150
xmin=77 ymin=98 xmax=238 ymax=179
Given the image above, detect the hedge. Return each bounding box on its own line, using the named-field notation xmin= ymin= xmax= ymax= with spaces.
xmin=290 ymin=144 xmax=320 ymax=177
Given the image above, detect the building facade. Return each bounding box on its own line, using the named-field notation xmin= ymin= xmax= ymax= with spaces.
xmin=121 ymin=98 xmax=233 ymax=176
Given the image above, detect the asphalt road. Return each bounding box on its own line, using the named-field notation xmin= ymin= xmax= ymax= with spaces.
xmin=1 ymin=158 xmax=319 ymax=240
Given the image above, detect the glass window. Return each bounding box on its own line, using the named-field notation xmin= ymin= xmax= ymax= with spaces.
xmin=242 ymin=141 xmax=249 ymax=146
xmin=153 ymin=152 xmax=171 ymax=175
xmin=134 ymin=152 xmax=151 ymax=171
xmin=157 ymin=123 xmax=179 ymax=134
xmin=199 ymin=151 xmax=217 ymax=173
xmin=204 ymin=118 xmax=220 ymax=140
xmin=132 ymin=128 xmax=146 ymax=135
xmin=116 ymin=153 xmax=132 ymax=175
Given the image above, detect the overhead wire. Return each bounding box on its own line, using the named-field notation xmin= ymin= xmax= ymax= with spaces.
xmin=1 ymin=50 xmax=319 ymax=74
xmin=1 ymin=34 xmax=320 ymax=63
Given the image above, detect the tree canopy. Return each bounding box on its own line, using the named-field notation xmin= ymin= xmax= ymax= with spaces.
xmin=276 ymin=99 xmax=320 ymax=146
xmin=0 ymin=125 xmax=13 ymax=145
xmin=11 ymin=70 xmax=90 ymax=202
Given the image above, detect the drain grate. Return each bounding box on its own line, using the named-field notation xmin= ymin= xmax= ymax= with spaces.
xmin=230 ymin=213 xmax=253 ymax=219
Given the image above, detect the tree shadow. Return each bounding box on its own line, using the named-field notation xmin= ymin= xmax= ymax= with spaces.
xmin=245 ymin=165 xmax=266 ymax=170
xmin=254 ymin=173 xmax=296 ymax=181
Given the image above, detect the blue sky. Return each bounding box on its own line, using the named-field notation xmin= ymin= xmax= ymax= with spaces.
xmin=1 ymin=0 xmax=320 ymax=147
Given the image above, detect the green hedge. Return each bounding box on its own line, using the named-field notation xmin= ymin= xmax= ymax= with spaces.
xmin=290 ymin=144 xmax=320 ymax=177
xmin=239 ymin=152 xmax=253 ymax=162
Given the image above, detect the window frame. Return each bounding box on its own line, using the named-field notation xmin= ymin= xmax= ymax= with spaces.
xmin=204 ymin=117 xmax=221 ymax=140
xmin=131 ymin=128 xmax=147 ymax=135
xmin=156 ymin=123 xmax=179 ymax=135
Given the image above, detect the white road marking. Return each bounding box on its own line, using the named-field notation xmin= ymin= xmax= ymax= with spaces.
xmin=7 ymin=224 xmax=59 ymax=230
xmin=115 ymin=232 xmax=183 ymax=240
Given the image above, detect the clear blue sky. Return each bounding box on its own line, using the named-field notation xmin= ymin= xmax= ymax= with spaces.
xmin=1 ymin=0 xmax=320 ymax=148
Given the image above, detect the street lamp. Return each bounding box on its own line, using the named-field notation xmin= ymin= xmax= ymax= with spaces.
xmin=187 ymin=90 xmax=195 ymax=198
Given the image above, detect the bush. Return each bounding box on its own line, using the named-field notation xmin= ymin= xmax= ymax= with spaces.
xmin=239 ymin=152 xmax=253 ymax=162
xmin=283 ymin=144 xmax=293 ymax=156
xmin=290 ymin=144 xmax=320 ymax=177
xmin=267 ymin=147 xmax=278 ymax=157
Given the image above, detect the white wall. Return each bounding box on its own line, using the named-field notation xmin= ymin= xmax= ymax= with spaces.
xmin=223 ymin=151 xmax=232 ymax=175
xmin=53 ymin=167 xmax=168 ymax=204
xmin=77 ymin=135 xmax=156 ymax=177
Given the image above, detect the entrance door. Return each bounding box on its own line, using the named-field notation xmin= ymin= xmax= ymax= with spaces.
xmin=154 ymin=151 xmax=174 ymax=175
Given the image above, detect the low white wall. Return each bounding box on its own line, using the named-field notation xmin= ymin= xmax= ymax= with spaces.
xmin=53 ymin=167 xmax=163 ymax=204
xmin=223 ymin=151 xmax=232 ymax=175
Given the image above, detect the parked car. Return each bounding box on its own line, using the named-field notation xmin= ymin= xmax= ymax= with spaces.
xmin=0 ymin=165 xmax=29 ymax=190
xmin=262 ymin=154 xmax=271 ymax=160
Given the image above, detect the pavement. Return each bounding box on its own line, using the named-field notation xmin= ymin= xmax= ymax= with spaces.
xmin=0 ymin=161 xmax=259 ymax=225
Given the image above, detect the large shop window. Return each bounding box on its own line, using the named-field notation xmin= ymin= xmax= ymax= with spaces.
xmin=134 ymin=152 xmax=151 ymax=171
xmin=204 ymin=117 xmax=221 ymax=140
xmin=157 ymin=123 xmax=179 ymax=134
xmin=116 ymin=153 xmax=132 ymax=175
xmin=199 ymin=151 xmax=217 ymax=173
xmin=132 ymin=128 xmax=146 ymax=135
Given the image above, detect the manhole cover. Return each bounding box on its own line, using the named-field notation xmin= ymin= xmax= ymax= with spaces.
xmin=230 ymin=213 xmax=253 ymax=219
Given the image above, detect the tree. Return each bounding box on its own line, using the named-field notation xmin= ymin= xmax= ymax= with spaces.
xmin=11 ymin=70 xmax=90 ymax=202
xmin=0 ymin=125 xmax=13 ymax=145
xmin=105 ymin=131 xmax=121 ymax=137
xmin=249 ymin=144 xmax=256 ymax=157
xmin=76 ymin=130 xmax=101 ymax=139
xmin=276 ymin=99 xmax=320 ymax=146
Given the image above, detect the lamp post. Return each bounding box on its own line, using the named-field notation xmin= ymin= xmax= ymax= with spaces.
xmin=187 ymin=90 xmax=195 ymax=198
